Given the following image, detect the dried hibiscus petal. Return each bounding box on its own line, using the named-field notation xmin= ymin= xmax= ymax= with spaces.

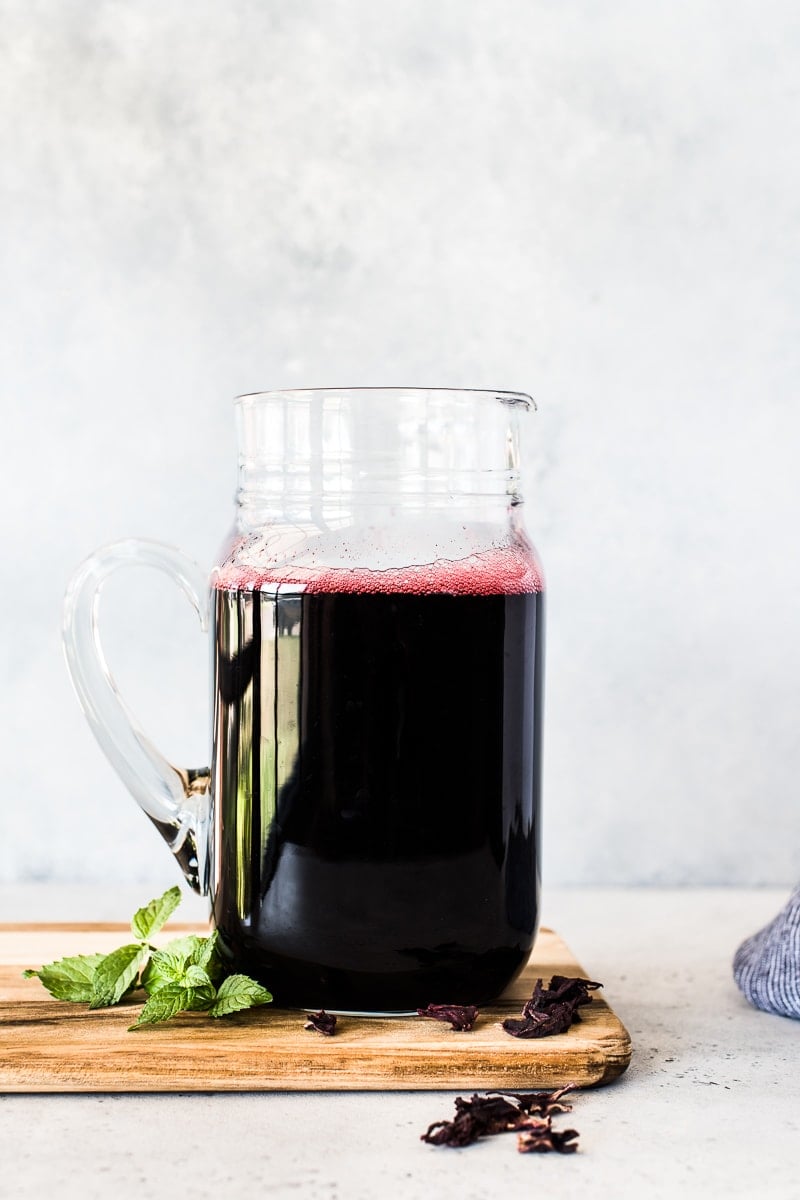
xmin=503 ymin=976 xmax=602 ymax=1039
xmin=422 ymin=1097 xmax=520 ymax=1147
xmin=304 ymin=1009 xmax=337 ymax=1036
xmin=503 ymin=1003 xmax=574 ymax=1039
xmin=492 ymin=1085 xmax=575 ymax=1116
xmin=524 ymin=976 xmax=601 ymax=1016
xmin=454 ymin=1094 xmax=527 ymax=1133
xmin=517 ymin=1123 xmax=580 ymax=1154
xmin=417 ymin=1003 xmax=479 ymax=1031
xmin=422 ymin=1116 xmax=482 ymax=1147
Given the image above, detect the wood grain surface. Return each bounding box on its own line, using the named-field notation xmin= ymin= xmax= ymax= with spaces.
xmin=0 ymin=923 xmax=631 ymax=1093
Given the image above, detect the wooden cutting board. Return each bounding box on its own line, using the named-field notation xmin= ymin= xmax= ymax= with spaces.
xmin=0 ymin=923 xmax=631 ymax=1093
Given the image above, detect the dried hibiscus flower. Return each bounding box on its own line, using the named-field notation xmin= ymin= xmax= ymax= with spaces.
xmin=503 ymin=976 xmax=602 ymax=1039
xmin=422 ymin=1095 xmax=529 ymax=1147
xmin=421 ymin=1086 xmax=578 ymax=1150
xmin=304 ymin=1009 xmax=337 ymax=1036
xmin=417 ymin=1003 xmax=479 ymax=1031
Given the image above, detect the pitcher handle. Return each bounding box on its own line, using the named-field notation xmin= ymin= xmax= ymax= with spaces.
xmin=62 ymin=539 xmax=211 ymax=894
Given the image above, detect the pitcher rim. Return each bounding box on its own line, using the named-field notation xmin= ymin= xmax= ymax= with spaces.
xmin=234 ymin=387 xmax=535 ymax=410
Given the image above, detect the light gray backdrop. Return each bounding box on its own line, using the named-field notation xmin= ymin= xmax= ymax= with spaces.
xmin=2 ymin=0 xmax=799 ymax=888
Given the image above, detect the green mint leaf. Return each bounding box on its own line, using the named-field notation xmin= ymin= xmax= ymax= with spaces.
xmin=154 ymin=933 xmax=205 ymax=960
xmin=22 ymin=954 xmax=106 ymax=1002
xmin=129 ymin=972 xmax=215 ymax=1029
xmin=180 ymin=965 xmax=216 ymax=1010
xmin=141 ymin=950 xmax=188 ymax=995
xmin=90 ymin=943 xmax=149 ymax=1008
xmin=192 ymin=930 xmax=220 ymax=973
xmin=130 ymin=885 xmax=182 ymax=941
xmin=142 ymin=954 xmax=215 ymax=997
xmin=208 ymin=974 xmax=272 ymax=1018
xmin=181 ymin=964 xmax=212 ymax=989
xmin=141 ymin=932 xmax=224 ymax=994
xmin=129 ymin=983 xmax=195 ymax=1029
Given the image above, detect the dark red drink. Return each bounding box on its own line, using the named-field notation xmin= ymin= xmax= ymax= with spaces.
xmin=210 ymin=549 xmax=544 ymax=1011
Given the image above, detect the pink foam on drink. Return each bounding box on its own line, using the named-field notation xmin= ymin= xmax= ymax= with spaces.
xmin=214 ymin=543 xmax=544 ymax=595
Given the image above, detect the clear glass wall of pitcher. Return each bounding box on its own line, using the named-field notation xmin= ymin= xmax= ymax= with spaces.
xmin=64 ymin=388 xmax=544 ymax=1012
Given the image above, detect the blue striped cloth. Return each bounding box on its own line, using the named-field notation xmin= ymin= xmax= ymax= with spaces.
xmin=733 ymin=884 xmax=800 ymax=1019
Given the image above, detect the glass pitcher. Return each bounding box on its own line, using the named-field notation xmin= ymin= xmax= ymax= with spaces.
xmin=63 ymin=388 xmax=544 ymax=1012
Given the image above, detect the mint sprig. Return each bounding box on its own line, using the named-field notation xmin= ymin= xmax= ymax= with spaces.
xmin=22 ymin=887 xmax=272 ymax=1031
